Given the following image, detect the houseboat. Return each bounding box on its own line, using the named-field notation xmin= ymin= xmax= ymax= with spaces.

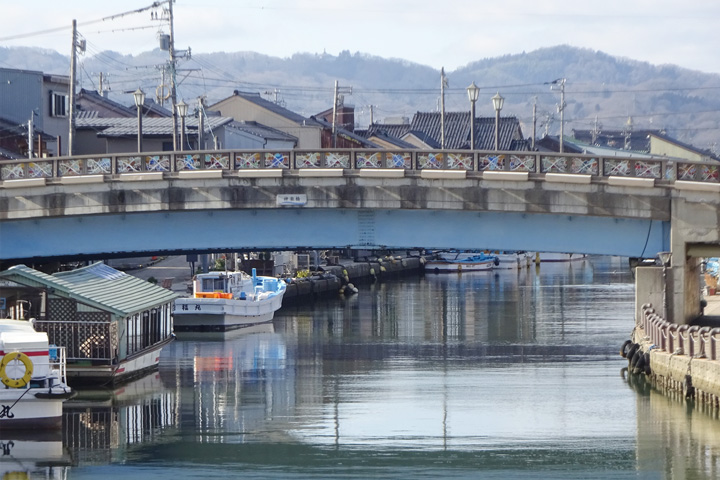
xmin=0 ymin=319 xmax=74 ymax=429
xmin=0 ymin=263 xmax=178 ymax=385
xmin=173 ymin=269 xmax=286 ymax=333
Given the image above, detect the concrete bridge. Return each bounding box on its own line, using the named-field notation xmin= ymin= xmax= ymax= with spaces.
xmin=1 ymin=148 xmax=719 ymax=323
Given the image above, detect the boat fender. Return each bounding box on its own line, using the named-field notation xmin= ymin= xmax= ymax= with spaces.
xmin=0 ymin=351 xmax=34 ymax=388
xmin=626 ymin=343 xmax=639 ymax=365
xmin=620 ymin=340 xmax=632 ymax=358
xmin=643 ymin=352 xmax=652 ymax=375
xmin=632 ymin=352 xmax=646 ymax=375
xmin=493 ymin=257 xmax=500 ymax=266
xmin=629 ymin=348 xmax=643 ymax=370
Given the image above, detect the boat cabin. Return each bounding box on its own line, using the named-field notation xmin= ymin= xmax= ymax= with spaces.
xmin=0 ymin=263 xmax=178 ymax=385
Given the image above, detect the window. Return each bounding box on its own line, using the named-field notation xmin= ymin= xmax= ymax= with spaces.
xmin=49 ymin=91 xmax=68 ymax=117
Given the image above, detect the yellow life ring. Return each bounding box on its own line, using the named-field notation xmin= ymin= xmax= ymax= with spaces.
xmin=0 ymin=351 xmax=33 ymax=388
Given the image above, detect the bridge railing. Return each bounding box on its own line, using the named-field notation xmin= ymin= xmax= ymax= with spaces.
xmin=1 ymin=148 xmax=718 ymax=183
xmin=640 ymin=304 xmax=720 ymax=360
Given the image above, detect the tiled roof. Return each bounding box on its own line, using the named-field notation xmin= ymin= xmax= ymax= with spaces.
xmin=76 ymin=116 xmax=233 ymax=137
xmin=0 ymin=263 xmax=177 ymax=317
xmin=365 ymin=123 xmax=412 ymax=140
xmin=77 ymin=89 xmax=135 ymax=117
xmin=365 ymin=113 xmax=525 ymax=150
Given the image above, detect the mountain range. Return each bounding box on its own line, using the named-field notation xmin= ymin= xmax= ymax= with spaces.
xmin=1 ymin=44 xmax=718 ymax=151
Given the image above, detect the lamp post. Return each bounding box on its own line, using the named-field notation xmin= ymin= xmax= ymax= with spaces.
xmin=491 ymin=92 xmax=504 ymax=151
xmin=133 ymin=87 xmax=146 ymax=153
xmin=658 ymin=251 xmax=672 ymax=321
xmin=176 ymin=100 xmax=188 ymax=151
xmin=466 ymin=82 xmax=479 ymax=150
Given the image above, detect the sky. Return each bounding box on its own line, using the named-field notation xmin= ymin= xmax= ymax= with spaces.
xmin=1 ymin=0 xmax=719 ymax=75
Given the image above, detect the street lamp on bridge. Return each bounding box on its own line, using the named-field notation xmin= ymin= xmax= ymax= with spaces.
xmin=176 ymin=100 xmax=188 ymax=151
xmin=466 ymin=82 xmax=479 ymax=150
xmin=491 ymin=92 xmax=504 ymax=151
xmin=133 ymin=87 xmax=146 ymax=153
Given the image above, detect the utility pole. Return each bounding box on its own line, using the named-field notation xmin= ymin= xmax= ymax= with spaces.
xmin=532 ymin=97 xmax=537 ymax=150
xmin=168 ymin=0 xmax=179 ymax=151
xmin=68 ymin=19 xmax=77 ymax=156
xmin=549 ymin=78 xmax=566 ymax=153
xmin=197 ymin=97 xmax=205 ymax=150
xmin=332 ymin=80 xmax=338 ymax=148
xmin=331 ymin=81 xmax=352 ymax=147
xmin=28 ymin=113 xmax=34 ymax=159
xmin=367 ymin=105 xmax=375 ymax=125
xmin=440 ymin=67 xmax=447 ymax=149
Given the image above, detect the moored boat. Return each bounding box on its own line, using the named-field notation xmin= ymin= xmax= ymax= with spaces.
xmin=173 ymin=269 xmax=286 ymax=333
xmin=425 ymin=252 xmax=499 ymax=273
xmin=0 ymin=263 xmax=178 ymax=386
xmin=0 ymin=319 xmax=74 ymax=430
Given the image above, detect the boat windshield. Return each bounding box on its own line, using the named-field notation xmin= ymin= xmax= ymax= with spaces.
xmin=201 ymin=277 xmax=226 ymax=292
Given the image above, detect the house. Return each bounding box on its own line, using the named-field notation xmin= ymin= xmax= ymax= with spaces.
xmin=364 ymin=112 xmax=528 ymax=150
xmin=571 ymin=125 xmax=664 ymax=152
xmin=0 ymin=116 xmax=54 ymax=160
xmin=0 ymin=67 xmax=71 ymax=156
xmin=648 ymin=132 xmax=720 ymax=163
xmin=74 ymin=115 xmax=235 ymax=154
xmin=310 ymin=115 xmax=379 ymax=149
xmin=0 ymin=262 xmax=177 ymax=385
xmin=210 ymin=91 xmax=322 ymax=148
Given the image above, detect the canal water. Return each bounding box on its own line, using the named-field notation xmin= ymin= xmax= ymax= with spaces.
xmin=7 ymin=256 xmax=720 ymax=479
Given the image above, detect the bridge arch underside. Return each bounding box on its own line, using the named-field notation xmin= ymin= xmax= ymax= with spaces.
xmin=1 ymin=209 xmax=667 ymax=263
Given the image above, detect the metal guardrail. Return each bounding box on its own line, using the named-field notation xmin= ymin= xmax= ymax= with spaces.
xmin=640 ymin=303 xmax=720 ymax=360
xmin=1 ymin=148 xmax=718 ymax=183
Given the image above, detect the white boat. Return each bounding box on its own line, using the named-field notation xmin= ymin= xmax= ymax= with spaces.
xmin=425 ymin=252 xmax=499 ymax=273
xmin=486 ymin=251 xmax=534 ymax=269
xmin=0 ymin=319 xmax=74 ymax=430
xmin=173 ymin=269 xmax=287 ymax=333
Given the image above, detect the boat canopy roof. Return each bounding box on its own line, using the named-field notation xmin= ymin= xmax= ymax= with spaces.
xmin=0 ymin=263 xmax=178 ymax=317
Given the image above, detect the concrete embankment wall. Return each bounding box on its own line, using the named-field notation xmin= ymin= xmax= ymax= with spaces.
xmin=282 ymin=256 xmax=423 ymax=302
xmin=629 ymin=302 xmax=720 ymax=409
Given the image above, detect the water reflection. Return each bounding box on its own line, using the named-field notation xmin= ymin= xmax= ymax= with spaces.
xmin=62 ymin=371 xmax=176 ymax=466
xmin=159 ymin=323 xmax=290 ymax=441
xmin=14 ymin=257 xmax=720 ymax=478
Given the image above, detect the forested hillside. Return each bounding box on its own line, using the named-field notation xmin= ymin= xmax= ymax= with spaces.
xmin=1 ymin=45 xmax=718 ymax=150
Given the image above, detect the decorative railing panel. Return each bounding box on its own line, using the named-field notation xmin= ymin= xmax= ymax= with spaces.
xmin=478 ymin=154 xmax=505 ymax=171
xmin=604 ymin=159 xmax=631 ymax=176
xmin=176 ymin=154 xmax=201 ymax=171
xmin=295 ymin=152 xmax=322 ymax=168
xmin=701 ymin=163 xmax=719 ymax=182
xmin=418 ymin=152 xmax=445 ymax=169
xmin=634 ymin=160 xmax=661 ymax=178
xmin=203 ymin=153 xmax=229 ymax=169
xmin=264 ymin=152 xmax=289 ymax=168
xmin=446 ymin=153 xmax=474 ymax=170
xmin=541 ymin=156 xmax=567 ymax=173
xmin=145 ymin=155 xmax=171 ymax=172
xmin=117 ymin=156 xmax=144 ymax=173
xmin=324 ymin=152 xmax=350 ymax=168
xmin=509 ymin=154 xmax=535 ymax=172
